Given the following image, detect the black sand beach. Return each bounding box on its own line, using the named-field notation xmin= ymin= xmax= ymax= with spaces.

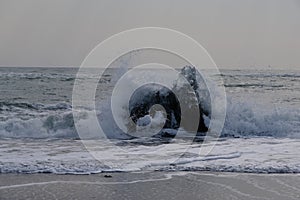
xmin=1 ymin=172 xmax=299 ymax=200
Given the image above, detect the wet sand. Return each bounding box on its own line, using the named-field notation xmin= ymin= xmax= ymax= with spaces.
xmin=0 ymin=172 xmax=299 ymax=200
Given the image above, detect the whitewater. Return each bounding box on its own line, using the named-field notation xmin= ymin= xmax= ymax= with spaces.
xmin=0 ymin=67 xmax=300 ymax=174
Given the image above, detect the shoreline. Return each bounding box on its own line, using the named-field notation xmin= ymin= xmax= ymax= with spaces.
xmin=1 ymin=171 xmax=299 ymax=200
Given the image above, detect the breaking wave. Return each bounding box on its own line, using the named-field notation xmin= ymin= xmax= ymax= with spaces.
xmin=0 ymin=100 xmax=299 ymax=139
xmin=222 ymin=99 xmax=300 ymax=138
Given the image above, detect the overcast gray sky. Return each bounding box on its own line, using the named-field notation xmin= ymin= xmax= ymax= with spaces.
xmin=0 ymin=0 xmax=299 ymax=69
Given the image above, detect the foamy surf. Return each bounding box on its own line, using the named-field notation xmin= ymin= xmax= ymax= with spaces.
xmin=0 ymin=138 xmax=299 ymax=174
xmin=0 ymin=100 xmax=299 ymax=139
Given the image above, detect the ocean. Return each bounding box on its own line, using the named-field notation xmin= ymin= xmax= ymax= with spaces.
xmin=0 ymin=67 xmax=300 ymax=174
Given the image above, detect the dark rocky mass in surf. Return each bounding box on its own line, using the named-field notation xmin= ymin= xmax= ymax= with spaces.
xmin=128 ymin=66 xmax=210 ymax=136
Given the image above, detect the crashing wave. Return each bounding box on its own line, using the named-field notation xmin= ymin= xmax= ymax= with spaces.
xmin=128 ymin=66 xmax=210 ymax=137
xmin=1 ymin=66 xmax=300 ymax=139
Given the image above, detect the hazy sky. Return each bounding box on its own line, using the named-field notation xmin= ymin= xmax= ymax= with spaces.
xmin=0 ymin=0 xmax=299 ymax=69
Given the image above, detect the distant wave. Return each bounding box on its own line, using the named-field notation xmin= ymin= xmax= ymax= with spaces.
xmin=0 ymin=102 xmax=71 ymax=111
xmin=224 ymin=83 xmax=284 ymax=88
xmin=221 ymin=73 xmax=300 ymax=78
xmin=0 ymin=72 xmax=75 ymax=81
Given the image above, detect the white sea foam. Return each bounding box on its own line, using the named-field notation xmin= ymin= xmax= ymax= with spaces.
xmin=0 ymin=138 xmax=299 ymax=174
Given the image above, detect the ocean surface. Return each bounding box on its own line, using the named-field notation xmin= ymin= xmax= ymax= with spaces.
xmin=0 ymin=67 xmax=300 ymax=174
